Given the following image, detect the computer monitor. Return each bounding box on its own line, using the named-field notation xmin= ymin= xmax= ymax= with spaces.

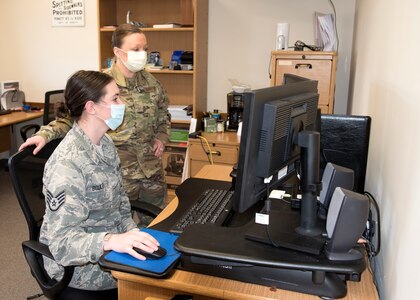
xmin=233 ymin=75 xmax=319 ymax=214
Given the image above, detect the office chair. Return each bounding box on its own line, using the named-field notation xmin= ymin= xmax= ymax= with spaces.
xmin=8 ymin=139 xmax=74 ymax=299
xmin=20 ymin=90 xmax=65 ymax=141
xmin=8 ymin=139 xmax=162 ymax=299
xmin=320 ymin=114 xmax=371 ymax=193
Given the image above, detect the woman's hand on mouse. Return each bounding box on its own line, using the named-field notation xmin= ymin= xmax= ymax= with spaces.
xmin=103 ymin=229 xmax=160 ymax=260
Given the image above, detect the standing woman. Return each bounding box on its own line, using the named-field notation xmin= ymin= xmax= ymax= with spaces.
xmin=20 ymin=24 xmax=171 ymax=225
xmin=105 ymin=24 xmax=170 ymax=217
xmin=40 ymin=70 xmax=160 ymax=299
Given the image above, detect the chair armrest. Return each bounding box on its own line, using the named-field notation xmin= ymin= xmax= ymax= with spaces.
xmin=23 ymin=240 xmax=54 ymax=259
xmin=22 ymin=240 xmax=74 ymax=299
xmin=130 ymin=201 xmax=163 ymax=218
xmin=20 ymin=124 xmax=41 ymax=141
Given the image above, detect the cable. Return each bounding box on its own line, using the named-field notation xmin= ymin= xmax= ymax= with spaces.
xmin=262 ymin=182 xmax=280 ymax=248
xmin=363 ymin=191 xmax=381 ymax=257
xmin=294 ymin=40 xmax=322 ymax=51
xmin=197 ymin=136 xmax=214 ymax=165
xmin=27 ymin=293 xmax=44 ymax=300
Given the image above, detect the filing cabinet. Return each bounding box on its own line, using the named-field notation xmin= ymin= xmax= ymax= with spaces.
xmin=270 ymin=51 xmax=337 ymax=114
xmin=188 ymin=132 xmax=240 ymax=177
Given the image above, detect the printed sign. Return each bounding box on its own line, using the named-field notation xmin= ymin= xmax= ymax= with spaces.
xmin=51 ymin=0 xmax=85 ymax=27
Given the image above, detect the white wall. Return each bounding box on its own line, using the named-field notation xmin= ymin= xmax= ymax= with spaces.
xmin=0 ymin=0 xmax=98 ymax=102
xmin=207 ymin=0 xmax=356 ymax=114
xmin=351 ymin=0 xmax=420 ymax=299
xmin=0 ymin=0 xmax=356 ymax=115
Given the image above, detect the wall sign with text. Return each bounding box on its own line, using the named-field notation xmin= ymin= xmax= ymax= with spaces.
xmin=51 ymin=0 xmax=85 ymax=27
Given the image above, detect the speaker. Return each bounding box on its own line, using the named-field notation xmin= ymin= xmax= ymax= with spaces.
xmin=318 ymin=162 xmax=354 ymax=219
xmin=325 ymin=187 xmax=369 ymax=261
xmin=276 ymin=23 xmax=289 ymax=50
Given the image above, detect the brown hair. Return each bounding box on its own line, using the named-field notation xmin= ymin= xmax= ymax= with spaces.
xmin=62 ymin=70 xmax=114 ymax=121
xmin=112 ymin=24 xmax=144 ymax=49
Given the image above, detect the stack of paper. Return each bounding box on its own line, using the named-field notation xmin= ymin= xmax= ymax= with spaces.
xmin=314 ymin=12 xmax=337 ymax=51
xmin=153 ymin=23 xmax=181 ymax=28
xmin=169 ymin=105 xmax=192 ymax=121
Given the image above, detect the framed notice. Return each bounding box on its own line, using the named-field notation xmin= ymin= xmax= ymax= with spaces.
xmin=51 ymin=0 xmax=85 ymax=27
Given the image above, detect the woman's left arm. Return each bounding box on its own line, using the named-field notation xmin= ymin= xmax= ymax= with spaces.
xmin=119 ymin=191 xmax=137 ymax=232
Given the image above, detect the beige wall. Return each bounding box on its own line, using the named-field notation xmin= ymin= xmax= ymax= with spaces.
xmin=0 ymin=0 xmax=99 ymax=102
xmin=351 ymin=0 xmax=420 ymax=299
xmin=0 ymin=0 xmax=356 ymax=115
xmin=207 ymin=0 xmax=356 ymax=114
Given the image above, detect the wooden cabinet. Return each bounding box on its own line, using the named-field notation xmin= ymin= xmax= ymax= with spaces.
xmin=270 ymin=51 xmax=337 ymax=114
xmin=97 ymin=0 xmax=208 ymax=123
xmin=188 ymin=132 xmax=240 ymax=177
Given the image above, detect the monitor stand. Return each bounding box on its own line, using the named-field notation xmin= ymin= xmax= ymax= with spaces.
xmin=244 ymin=202 xmax=326 ymax=255
xmin=246 ymin=131 xmax=325 ymax=254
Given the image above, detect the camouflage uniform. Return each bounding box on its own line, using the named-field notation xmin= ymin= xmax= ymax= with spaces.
xmin=35 ymin=65 xmax=171 ymax=221
xmin=39 ymin=122 xmax=137 ymax=290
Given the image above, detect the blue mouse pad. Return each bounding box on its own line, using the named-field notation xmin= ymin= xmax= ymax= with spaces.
xmin=103 ymin=228 xmax=180 ymax=275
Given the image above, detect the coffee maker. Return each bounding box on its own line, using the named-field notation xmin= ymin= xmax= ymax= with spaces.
xmin=227 ymin=92 xmax=244 ymax=131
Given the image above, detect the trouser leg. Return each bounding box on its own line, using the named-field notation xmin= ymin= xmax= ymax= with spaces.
xmin=123 ymin=171 xmax=167 ymax=227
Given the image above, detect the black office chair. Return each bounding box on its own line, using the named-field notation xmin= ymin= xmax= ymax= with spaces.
xmin=8 ymin=139 xmax=162 ymax=299
xmin=8 ymin=139 xmax=74 ymax=299
xmin=20 ymin=90 xmax=65 ymax=141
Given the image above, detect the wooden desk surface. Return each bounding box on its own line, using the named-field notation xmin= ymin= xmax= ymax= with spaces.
xmin=0 ymin=111 xmax=43 ymax=127
xmin=113 ymin=165 xmax=379 ymax=300
xmin=189 ymin=131 xmax=241 ymax=146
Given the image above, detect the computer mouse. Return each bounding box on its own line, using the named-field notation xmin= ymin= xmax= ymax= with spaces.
xmin=133 ymin=246 xmax=167 ymax=259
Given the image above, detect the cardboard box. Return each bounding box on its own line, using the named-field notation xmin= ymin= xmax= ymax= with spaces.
xmin=163 ymin=145 xmax=186 ymax=186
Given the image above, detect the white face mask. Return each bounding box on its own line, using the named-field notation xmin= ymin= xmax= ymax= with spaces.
xmin=119 ymin=49 xmax=147 ymax=72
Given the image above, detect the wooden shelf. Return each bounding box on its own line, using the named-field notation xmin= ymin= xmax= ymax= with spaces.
xmin=100 ymin=27 xmax=194 ymax=32
xmin=98 ymin=0 xmax=208 ymax=123
xmin=147 ymin=69 xmax=193 ymax=75
xmin=171 ymin=119 xmax=192 ymax=125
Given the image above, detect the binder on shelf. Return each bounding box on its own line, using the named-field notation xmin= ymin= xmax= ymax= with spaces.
xmin=170 ymin=129 xmax=189 ymax=143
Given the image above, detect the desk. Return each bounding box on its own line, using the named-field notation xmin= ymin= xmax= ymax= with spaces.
xmin=188 ymin=132 xmax=240 ymax=177
xmin=112 ymin=165 xmax=379 ymax=300
xmin=0 ymin=111 xmax=43 ymax=153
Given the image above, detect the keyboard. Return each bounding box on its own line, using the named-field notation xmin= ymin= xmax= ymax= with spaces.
xmin=170 ymin=189 xmax=234 ymax=234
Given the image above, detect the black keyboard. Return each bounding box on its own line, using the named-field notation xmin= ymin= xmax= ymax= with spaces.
xmin=170 ymin=189 xmax=234 ymax=234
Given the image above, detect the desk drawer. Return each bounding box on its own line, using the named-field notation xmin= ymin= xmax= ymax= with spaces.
xmin=189 ymin=142 xmax=238 ymax=164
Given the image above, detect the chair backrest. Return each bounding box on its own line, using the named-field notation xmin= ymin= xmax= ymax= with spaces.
xmin=320 ymin=114 xmax=371 ymax=194
xmin=19 ymin=90 xmax=65 ymax=142
xmin=44 ymin=90 xmax=65 ymax=125
xmin=8 ymin=139 xmax=62 ymax=240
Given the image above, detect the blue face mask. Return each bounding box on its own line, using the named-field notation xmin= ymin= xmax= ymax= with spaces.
xmin=102 ymin=104 xmax=125 ymax=130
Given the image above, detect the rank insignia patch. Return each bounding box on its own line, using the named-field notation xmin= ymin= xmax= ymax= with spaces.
xmin=46 ymin=190 xmax=65 ymax=211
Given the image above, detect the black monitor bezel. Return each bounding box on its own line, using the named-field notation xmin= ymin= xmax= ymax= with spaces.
xmin=233 ymin=79 xmax=319 ymax=213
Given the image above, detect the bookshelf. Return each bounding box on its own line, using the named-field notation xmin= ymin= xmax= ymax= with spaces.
xmin=97 ymin=0 xmax=208 ymax=123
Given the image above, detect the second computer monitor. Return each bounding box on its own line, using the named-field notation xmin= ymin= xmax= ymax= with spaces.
xmin=233 ymin=76 xmax=319 ymax=213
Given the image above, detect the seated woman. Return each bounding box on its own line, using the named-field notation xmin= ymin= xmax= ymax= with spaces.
xmin=39 ymin=70 xmax=160 ymax=300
